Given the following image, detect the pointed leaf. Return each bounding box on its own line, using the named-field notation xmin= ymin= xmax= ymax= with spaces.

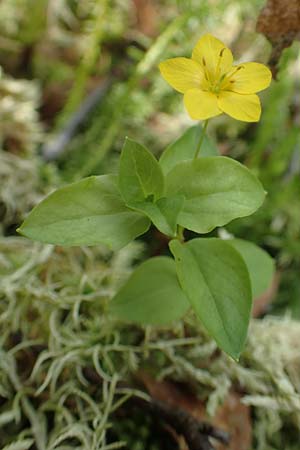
xmin=119 ymin=137 xmax=164 ymax=203
xmin=18 ymin=175 xmax=150 ymax=250
xmin=166 ymin=157 xmax=265 ymax=233
xmin=110 ymin=256 xmax=190 ymax=325
xmin=159 ymin=125 xmax=219 ymax=175
xmin=170 ymin=238 xmax=252 ymax=360
xmin=227 ymin=238 xmax=275 ymax=298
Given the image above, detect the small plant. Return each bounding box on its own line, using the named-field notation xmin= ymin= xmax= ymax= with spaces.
xmin=18 ymin=34 xmax=274 ymax=360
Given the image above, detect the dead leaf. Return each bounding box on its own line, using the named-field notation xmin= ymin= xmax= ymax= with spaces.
xmin=257 ymin=0 xmax=300 ymax=75
xmin=138 ymin=372 xmax=252 ymax=450
xmin=214 ymin=393 xmax=252 ymax=450
xmin=132 ymin=0 xmax=159 ymax=37
xmin=252 ymin=271 xmax=281 ymax=318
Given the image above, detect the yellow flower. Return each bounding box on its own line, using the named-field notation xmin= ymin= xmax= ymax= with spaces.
xmin=159 ymin=33 xmax=272 ymax=122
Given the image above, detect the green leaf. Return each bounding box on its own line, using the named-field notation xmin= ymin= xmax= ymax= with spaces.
xmin=18 ymin=175 xmax=150 ymax=250
xmin=119 ymin=137 xmax=165 ymax=204
xmin=166 ymin=157 xmax=265 ymax=233
xmin=226 ymin=238 xmax=275 ymax=299
xmin=159 ymin=125 xmax=219 ymax=175
xmin=110 ymin=256 xmax=190 ymax=325
xmin=130 ymin=194 xmax=185 ymax=236
xmin=169 ymin=238 xmax=252 ymax=360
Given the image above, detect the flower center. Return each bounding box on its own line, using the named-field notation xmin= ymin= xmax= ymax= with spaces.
xmin=201 ymin=48 xmax=228 ymax=94
xmin=210 ymin=73 xmax=227 ymax=94
xmin=201 ymin=49 xmax=245 ymax=95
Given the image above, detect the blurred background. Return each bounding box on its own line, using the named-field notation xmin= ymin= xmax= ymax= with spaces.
xmin=0 ymin=1 xmax=299 ymax=449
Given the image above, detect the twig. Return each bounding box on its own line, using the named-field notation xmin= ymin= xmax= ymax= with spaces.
xmin=130 ymin=397 xmax=230 ymax=450
xmin=42 ymin=79 xmax=112 ymax=161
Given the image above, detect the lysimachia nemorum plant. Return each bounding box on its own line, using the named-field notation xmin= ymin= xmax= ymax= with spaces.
xmin=19 ymin=34 xmax=275 ymax=360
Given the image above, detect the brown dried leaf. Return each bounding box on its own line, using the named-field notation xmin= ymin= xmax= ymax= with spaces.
xmin=214 ymin=393 xmax=252 ymax=450
xmin=252 ymin=271 xmax=281 ymax=318
xmin=257 ymin=0 xmax=300 ymax=75
xmin=138 ymin=372 xmax=252 ymax=450
xmin=139 ymin=371 xmax=207 ymax=418
xmin=257 ymin=0 xmax=300 ymax=40
xmin=133 ymin=0 xmax=159 ymax=37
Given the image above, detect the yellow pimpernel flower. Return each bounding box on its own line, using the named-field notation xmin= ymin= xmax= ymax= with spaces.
xmin=159 ymin=34 xmax=272 ymax=122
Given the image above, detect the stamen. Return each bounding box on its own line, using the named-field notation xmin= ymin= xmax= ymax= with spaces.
xmin=201 ymin=57 xmax=210 ymax=82
xmin=227 ymin=64 xmax=245 ymax=80
xmin=216 ymin=47 xmax=226 ymax=77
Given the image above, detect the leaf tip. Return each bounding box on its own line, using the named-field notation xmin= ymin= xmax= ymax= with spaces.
xmin=232 ymin=353 xmax=240 ymax=363
xmin=16 ymin=225 xmax=23 ymax=235
xmin=16 ymin=220 xmax=30 ymax=237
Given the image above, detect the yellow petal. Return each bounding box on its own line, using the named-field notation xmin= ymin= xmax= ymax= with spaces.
xmin=159 ymin=57 xmax=204 ymax=93
xmin=218 ymin=91 xmax=261 ymax=122
xmin=224 ymin=62 xmax=272 ymax=94
xmin=184 ymin=89 xmax=222 ymax=120
xmin=192 ymin=34 xmax=233 ymax=80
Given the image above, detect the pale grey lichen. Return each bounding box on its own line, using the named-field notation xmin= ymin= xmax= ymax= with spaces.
xmin=0 ymin=72 xmax=42 ymax=155
xmin=0 ymin=235 xmax=299 ymax=449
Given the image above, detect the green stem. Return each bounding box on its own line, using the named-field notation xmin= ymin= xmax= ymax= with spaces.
xmin=176 ymin=120 xmax=209 ymax=241
xmin=194 ymin=119 xmax=209 ymax=159
xmin=176 ymin=225 xmax=185 ymax=242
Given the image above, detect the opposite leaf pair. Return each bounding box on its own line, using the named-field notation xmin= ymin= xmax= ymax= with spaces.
xmin=119 ymin=137 xmax=184 ymax=237
xmin=111 ymin=237 xmax=274 ymax=361
xmin=18 ymin=127 xmax=206 ymax=248
xmin=118 ymin=128 xmax=265 ymax=238
xmin=18 ymin=125 xmax=272 ymax=360
xmin=19 ymin=126 xmax=265 ymax=247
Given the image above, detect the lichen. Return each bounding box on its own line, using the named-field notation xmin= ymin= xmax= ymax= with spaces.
xmin=0 ymin=236 xmax=299 ymax=449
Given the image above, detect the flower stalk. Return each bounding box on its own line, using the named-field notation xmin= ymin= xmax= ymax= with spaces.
xmin=194 ymin=119 xmax=209 ymax=159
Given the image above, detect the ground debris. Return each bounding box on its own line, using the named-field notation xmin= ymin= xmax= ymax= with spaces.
xmin=138 ymin=372 xmax=250 ymax=450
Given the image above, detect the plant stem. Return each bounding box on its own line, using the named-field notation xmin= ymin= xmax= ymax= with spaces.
xmin=194 ymin=119 xmax=209 ymax=159
xmin=176 ymin=225 xmax=185 ymax=242
xmin=176 ymin=120 xmax=209 ymax=243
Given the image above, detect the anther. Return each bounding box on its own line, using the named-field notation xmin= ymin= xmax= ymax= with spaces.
xmin=228 ymin=65 xmax=245 ymax=80
xmin=219 ymin=48 xmax=226 ymax=57
xmin=202 ymin=57 xmax=206 ymax=66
